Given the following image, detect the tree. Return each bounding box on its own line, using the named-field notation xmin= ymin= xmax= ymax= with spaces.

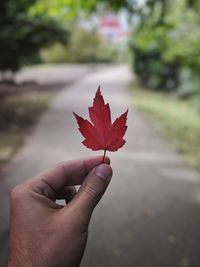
xmin=128 ymin=0 xmax=200 ymax=93
xmin=66 ymin=0 xmax=200 ymax=95
xmin=0 ymin=0 xmax=67 ymax=81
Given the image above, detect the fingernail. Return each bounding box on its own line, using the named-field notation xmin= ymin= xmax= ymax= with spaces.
xmin=95 ymin=164 xmax=112 ymax=181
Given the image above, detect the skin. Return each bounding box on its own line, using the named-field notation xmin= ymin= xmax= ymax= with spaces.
xmin=7 ymin=156 xmax=113 ymax=267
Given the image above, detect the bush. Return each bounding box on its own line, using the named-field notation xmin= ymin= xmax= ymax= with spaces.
xmin=40 ymin=28 xmax=120 ymax=63
xmin=132 ymin=47 xmax=180 ymax=91
xmin=129 ymin=0 xmax=200 ymax=97
xmin=130 ymin=24 xmax=180 ymax=91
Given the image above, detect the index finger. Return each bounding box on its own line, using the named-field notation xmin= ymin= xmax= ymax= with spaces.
xmin=28 ymin=156 xmax=110 ymax=192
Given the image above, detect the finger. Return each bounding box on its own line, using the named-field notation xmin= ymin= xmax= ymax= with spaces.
xmin=68 ymin=164 xmax=113 ymax=222
xmin=56 ymin=186 xmax=77 ymax=204
xmin=26 ymin=156 xmax=110 ymax=196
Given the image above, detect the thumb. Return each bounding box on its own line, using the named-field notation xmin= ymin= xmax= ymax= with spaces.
xmin=73 ymin=164 xmax=113 ymax=221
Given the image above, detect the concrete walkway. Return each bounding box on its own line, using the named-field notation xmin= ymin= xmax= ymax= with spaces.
xmin=1 ymin=65 xmax=200 ymax=267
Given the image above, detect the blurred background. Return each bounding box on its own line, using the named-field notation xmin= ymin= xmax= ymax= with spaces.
xmin=1 ymin=0 xmax=200 ymax=266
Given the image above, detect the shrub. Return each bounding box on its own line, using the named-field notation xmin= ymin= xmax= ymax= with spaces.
xmin=40 ymin=28 xmax=120 ymax=63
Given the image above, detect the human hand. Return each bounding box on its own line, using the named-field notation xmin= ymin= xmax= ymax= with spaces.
xmin=7 ymin=156 xmax=112 ymax=267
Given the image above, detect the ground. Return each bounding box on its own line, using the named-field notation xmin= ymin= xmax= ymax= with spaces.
xmin=0 ymin=64 xmax=95 ymax=170
xmin=131 ymin=84 xmax=200 ymax=172
xmin=0 ymin=64 xmax=200 ymax=267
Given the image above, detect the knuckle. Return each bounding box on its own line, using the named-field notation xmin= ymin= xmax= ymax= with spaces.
xmin=83 ymin=184 xmax=100 ymax=201
xmin=56 ymin=164 xmax=67 ymax=177
xmin=10 ymin=184 xmax=26 ymax=202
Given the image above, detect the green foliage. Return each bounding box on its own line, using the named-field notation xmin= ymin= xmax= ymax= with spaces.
xmin=41 ymin=28 xmax=119 ymax=63
xmin=0 ymin=0 xmax=68 ymax=76
xmin=131 ymin=23 xmax=180 ymax=91
xmin=29 ymin=0 xmax=130 ymax=18
xmin=129 ymin=0 xmax=200 ymax=96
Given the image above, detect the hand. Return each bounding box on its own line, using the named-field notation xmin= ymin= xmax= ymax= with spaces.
xmin=7 ymin=156 xmax=112 ymax=267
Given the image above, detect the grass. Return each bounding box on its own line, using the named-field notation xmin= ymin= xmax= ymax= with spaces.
xmin=131 ymin=83 xmax=200 ymax=171
xmin=0 ymin=91 xmax=54 ymax=169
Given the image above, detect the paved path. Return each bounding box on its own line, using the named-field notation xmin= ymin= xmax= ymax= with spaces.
xmin=16 ymin=63 xmax=98 ymax=85
xmin=1 ymin=65 xmax=200 ymax=267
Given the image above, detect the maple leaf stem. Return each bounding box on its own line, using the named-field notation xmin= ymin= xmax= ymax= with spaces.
xmin=102 ymin=149 xmax=106 ymax=163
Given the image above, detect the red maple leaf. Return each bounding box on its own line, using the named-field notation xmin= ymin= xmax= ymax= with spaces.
xmin=73 ymin=86 xmax=128 ymax=161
